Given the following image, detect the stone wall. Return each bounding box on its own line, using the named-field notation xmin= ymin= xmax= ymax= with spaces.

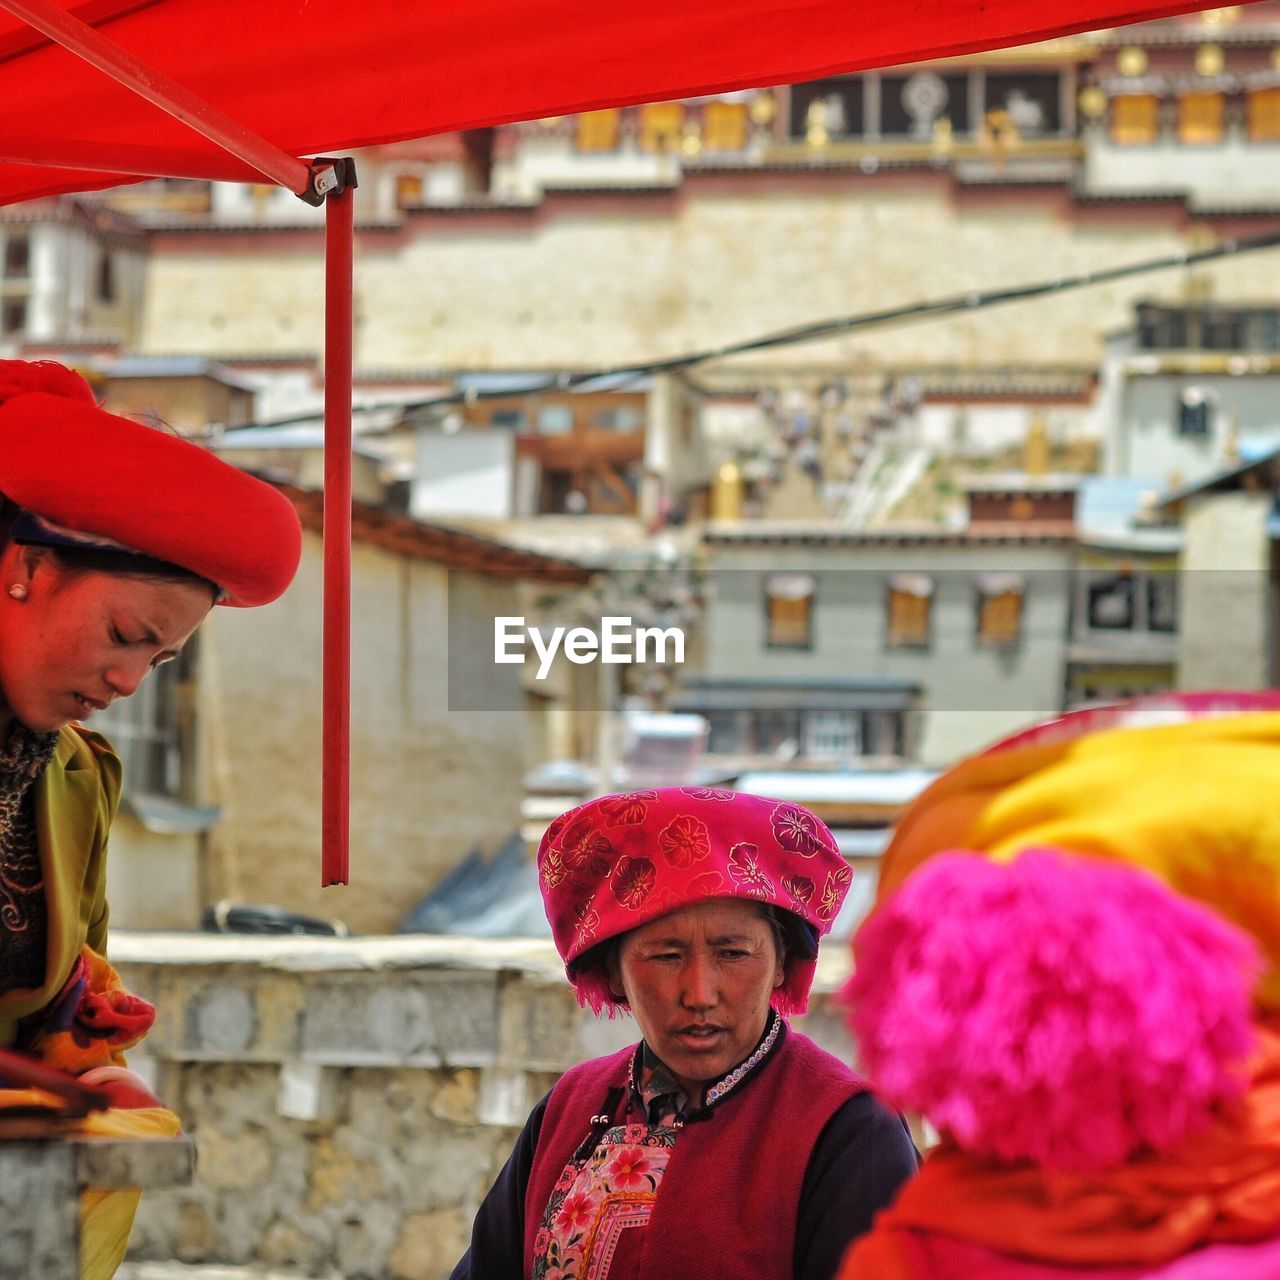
xmin=142 ymin=176 xmax=1280 ymax=375
xmin=114 ymin=932 xmax=856 ymax=1280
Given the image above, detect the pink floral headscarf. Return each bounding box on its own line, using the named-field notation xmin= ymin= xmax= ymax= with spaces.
xmin=537 ymin=787 xmax=852 ymax=1016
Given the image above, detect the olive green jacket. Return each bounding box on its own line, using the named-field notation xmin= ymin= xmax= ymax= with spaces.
xmin=0 ymin=724 xmax=122 ymax=1046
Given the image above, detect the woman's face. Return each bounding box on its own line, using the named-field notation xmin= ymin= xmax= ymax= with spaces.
xmin=609 ymin=898 xmax=785 ymax=1102
xmin=0 ymin=550 xmax=212 ymax=733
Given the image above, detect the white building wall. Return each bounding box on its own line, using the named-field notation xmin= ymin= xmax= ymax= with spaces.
xmin=412 ymin=429 xmax=516 ymax=519
xmin=1178 ymin=491 xmax=1273 ymax=689
xmin=26 ymin=224 xmax=64 ymax=339
xmin=1083 ymin=128 xmax=1280 ymax=203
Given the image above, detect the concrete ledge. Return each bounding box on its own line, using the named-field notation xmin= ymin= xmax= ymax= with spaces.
xmin=109 ymin=931 xmax=854 ymax=989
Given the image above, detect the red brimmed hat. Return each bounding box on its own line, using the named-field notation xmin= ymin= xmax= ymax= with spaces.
xmin=0 ymin=360 xmax=301 ymax=607
xmin=537 ymin=786 xmax=853 ymax=1017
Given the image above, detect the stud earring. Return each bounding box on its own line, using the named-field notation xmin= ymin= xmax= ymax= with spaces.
xmin=7 ymin=584 xmax=27 ymax=601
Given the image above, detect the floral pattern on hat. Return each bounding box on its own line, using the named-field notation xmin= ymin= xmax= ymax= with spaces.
xmin=680 ymin=786 xmax=735 ymax=801
xmin=728 ymin=842 xmax=774 ymax=899
xmin=772 ymin=803 xmax=836 ymax=857
xmin=599 ymin=791 xmax=658 ymax=826
xmin=539 ymin=787 xmax=850 ymax=1017
xmin=610 ymin=857 xmax=656 ymax=910
xmin=658 ymin=815 xmax=710 ymax=868
xmin=783 ymin=873 xmax=816 ymax=913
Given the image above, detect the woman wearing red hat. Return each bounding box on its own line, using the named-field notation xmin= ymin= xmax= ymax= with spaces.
xmin=451 ymin=787 xmax=918 ymax=1280
xmin=0 ymin=359 xmax=301 ymax=1278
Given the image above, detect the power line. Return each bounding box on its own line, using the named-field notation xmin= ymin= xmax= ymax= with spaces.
xmin=240 ymin=223 xmax=1280 ymax=428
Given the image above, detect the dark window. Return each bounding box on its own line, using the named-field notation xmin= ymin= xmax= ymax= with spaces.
xmin=2 ymin=234 xmax=29 ymax=279
xmin=984 ymin=73 xmax=1062 ymax=136
xmin=1178 ymin=388 xmax=1213 ymax=437
xmin=750 ymin=709 xmax=803 ymax=755
xmin=1137 ymin=305 xmax=1188 ymax=350
xmin=0 ymin=298 xmax=26 ymax=336
xmin=764 ymin=573 xmax=815 ymax=649
xmin=1147 ymin=575 xmax=1178 ymax=633
xmin=489 ymin=409 xmax=526 ymax=429
xmin=1259 ymin=311 xmax=1280 ymax=352
xmin=1136 ymin=304 xmax=1280 ymax=353
xmin=788 ymin=77 xmax=866 ymax=139
xmin=96 ymin=252 xmax=116 ymax=304
xmin=705 ymin=710 xmax=746 ymax=755
xmin=864 ymin=710 xmax=904 ymax=757
xmin=1086 ymin=574 xmax=1135 ymax=631
xmin=881 ymin=73 xmax=970 ymax=137
xmin=1200 ymin=309 xmax=1246 ymax=351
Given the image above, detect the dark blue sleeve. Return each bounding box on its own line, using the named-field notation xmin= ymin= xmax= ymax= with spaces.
xmin=449 ymin=1091 xmax=550 ymax=1280
xmin=793 ymin=1091 xmax=920 ymax=1280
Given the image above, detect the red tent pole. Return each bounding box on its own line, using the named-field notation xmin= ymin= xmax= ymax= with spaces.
xmin=0 ymin=0 xmax=314 ymax=196
xmin=1 ymin=0 xmax=359 ymax=888
xmin=322 ymin=164 xmax=356 ymax=887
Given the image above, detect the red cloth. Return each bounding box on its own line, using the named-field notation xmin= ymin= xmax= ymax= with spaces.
xmin=538 ymin=787 xmax=851 ymax=1014
xmin=838 ymin=1019 xmax=1280 ymax=1280
xmin=524 ymin=1030 xmax=866 ymax=1278
xmin=15 ymin=946 xmax=155 ymax=1072
xmin=0 ymin=0 xmax=1224 ymax=208
xmin=0 ymin=361 xmax=302 ymax=607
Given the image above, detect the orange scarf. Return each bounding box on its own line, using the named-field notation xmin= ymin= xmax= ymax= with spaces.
xmin=840 ymin=1019 xmax=1280 ymax=1279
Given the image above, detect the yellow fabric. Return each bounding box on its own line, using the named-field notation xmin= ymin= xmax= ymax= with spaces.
xmin=878 ymin=710 xmax=1280 ymax=1008
xmin=0 ymin=724 xmax=121 ymax=1044
xmin=79 ymin=1107 xmax=183 ymax=1280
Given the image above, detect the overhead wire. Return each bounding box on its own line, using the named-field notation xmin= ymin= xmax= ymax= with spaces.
xmin=233 ymin=223 xmax=1280 ymax=429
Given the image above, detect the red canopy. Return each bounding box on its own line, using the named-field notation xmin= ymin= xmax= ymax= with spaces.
xmin=0 ymin=0 xmax=1241 ymax=886
xmin=0 ymin=0 xmax=1234 ymax=206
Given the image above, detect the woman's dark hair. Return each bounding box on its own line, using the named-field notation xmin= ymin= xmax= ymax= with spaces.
xmin=42 ymin=543 xmax=218 ymax=601
xmin=0 ymin=494 xmax=218 ymax=602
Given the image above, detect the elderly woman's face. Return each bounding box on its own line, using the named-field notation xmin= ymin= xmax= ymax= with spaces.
xmin=0 ymin=554 xmax=211 ymax=733
xmin=609 ymin=898 xmax=784 ymax=1101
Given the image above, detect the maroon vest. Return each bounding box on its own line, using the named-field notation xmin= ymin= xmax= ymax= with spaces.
xmin=524 ymin=1028 xmax=866 ymax=1279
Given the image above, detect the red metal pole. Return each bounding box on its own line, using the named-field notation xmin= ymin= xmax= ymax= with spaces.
xmin=322 ymin=183 xmax=354 ymax=886
xmin=0 ymin=0 xmax=313 ymax=195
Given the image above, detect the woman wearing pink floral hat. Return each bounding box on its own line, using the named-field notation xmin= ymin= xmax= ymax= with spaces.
xmin=451 ymin=787 xmax=918 ymax=1280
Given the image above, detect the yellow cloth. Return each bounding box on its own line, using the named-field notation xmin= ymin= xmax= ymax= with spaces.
xmin=879 ymin=710 xmax=1280 ymax=1007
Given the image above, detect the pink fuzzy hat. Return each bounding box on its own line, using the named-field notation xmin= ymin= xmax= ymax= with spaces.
xmin=539 ymin=787 xmax=852 ymax=1016
xmin=846 ymin=848 xmax=1260 ymax=1171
